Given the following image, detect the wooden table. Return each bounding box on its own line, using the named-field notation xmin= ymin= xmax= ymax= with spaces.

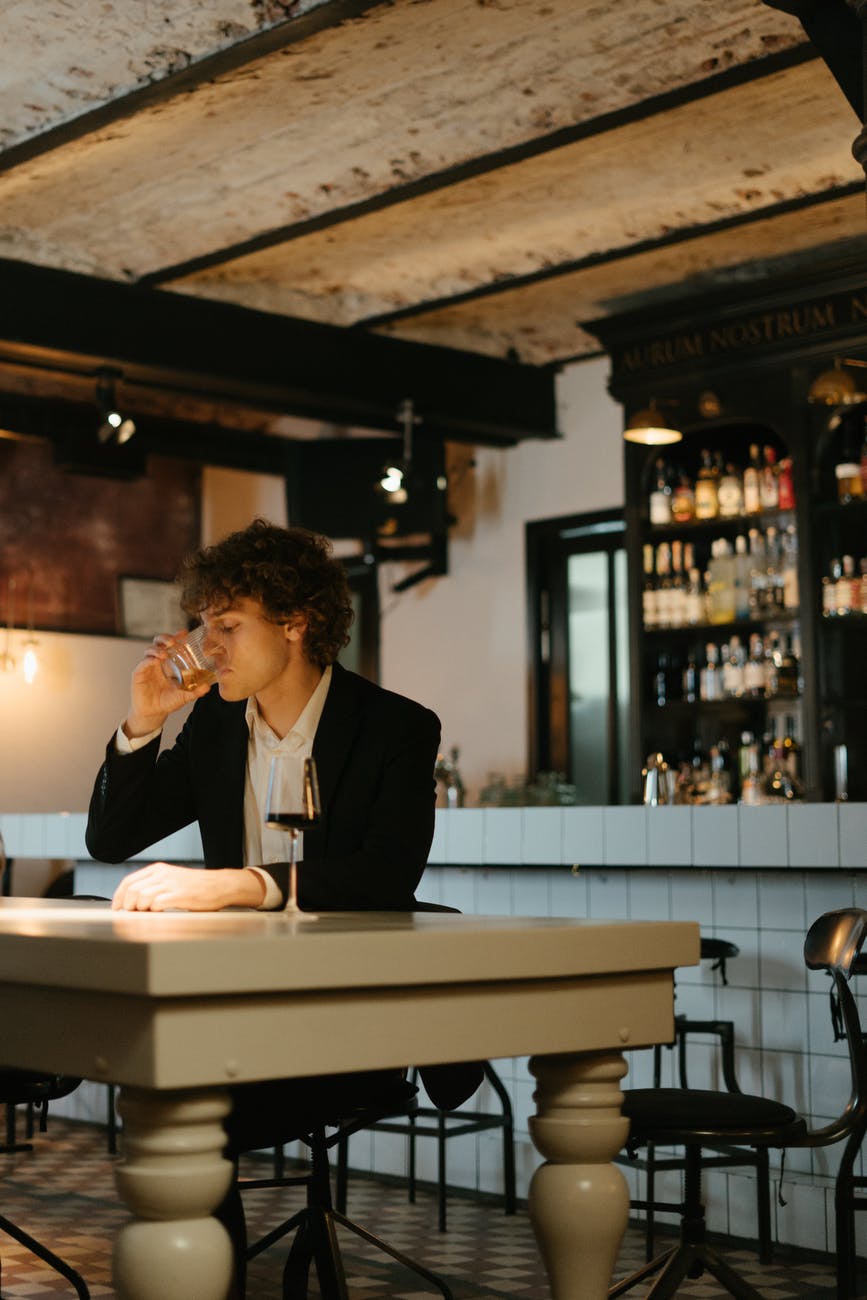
xmin=0 ymin=899 xmax=698 ymax=1299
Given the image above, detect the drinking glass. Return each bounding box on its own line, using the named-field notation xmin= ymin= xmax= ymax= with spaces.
xmin=264 ymin=754 xmax=321 ymax=914
xmin=163 ymin=625 xmax=218 ymax=690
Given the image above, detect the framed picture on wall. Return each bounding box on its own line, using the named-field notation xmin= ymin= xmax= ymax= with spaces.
xmin=118 ymin=577 xmax=186 ymax=639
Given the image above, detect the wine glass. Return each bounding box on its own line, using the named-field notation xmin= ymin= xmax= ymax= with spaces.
xmin=264 ymin=754 xmax=321 ymax=914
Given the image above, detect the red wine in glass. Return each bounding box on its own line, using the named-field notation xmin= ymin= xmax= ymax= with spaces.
xmin=265 ymin=755 xmax=321 ymax=914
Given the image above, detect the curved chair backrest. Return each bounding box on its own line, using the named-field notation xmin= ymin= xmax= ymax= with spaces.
xmin=805 ymin=908 xmax=867 ymax=977
xmin=803 ymin=909 xmax=867 ymax=1148
xmin=412 ymin=901 xmax=461 ymax=914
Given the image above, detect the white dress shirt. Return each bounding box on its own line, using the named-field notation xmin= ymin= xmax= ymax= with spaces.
xmin=114 ymin=664 xmax=332 ymax=909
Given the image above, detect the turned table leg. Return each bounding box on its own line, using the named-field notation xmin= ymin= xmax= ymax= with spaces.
xmin=112 ymin=1087 xmax=235 ymax=1300
xmin=528 ymin=1052 xmax=630 ymax=1300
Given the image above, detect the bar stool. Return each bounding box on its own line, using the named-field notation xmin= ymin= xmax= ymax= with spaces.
xmin=612 ymin=908 xmax=867 ymax=1300
xmin=627 ymin=935 xmax=773 ymax=1265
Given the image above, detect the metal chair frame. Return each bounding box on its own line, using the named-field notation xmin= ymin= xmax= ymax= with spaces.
xmin=241 ymin=1095 xmax=454 ymax=1300
xmin=0 ymin=1072 xmax=90 ymax=1299
xmin=611 ymin=908 xmax=867 ymax=1300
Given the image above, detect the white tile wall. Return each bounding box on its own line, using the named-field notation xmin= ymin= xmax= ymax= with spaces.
xmin=391 ymin=847 xmax=865 ymax=1257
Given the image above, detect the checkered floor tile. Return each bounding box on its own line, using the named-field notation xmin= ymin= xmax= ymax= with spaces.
xmin=0 ymin=1119 xmax=852 ymax=1297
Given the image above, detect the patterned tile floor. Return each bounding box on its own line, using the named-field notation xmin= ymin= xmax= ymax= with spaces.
xmin=0 ymin=1119 xmax=853 ymax=1298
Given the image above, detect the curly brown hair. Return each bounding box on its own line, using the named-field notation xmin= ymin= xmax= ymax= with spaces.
xmin=178 ymin=520 xmax=354 ymax=669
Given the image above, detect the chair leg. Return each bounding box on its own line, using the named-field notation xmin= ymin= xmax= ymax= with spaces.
xmin=754 ymin=1147 xmax=773 ymax=1265
xmin=437 ymin=1111 xmax=447 ymax=1232
xmin=106 ymin=1083 xmax=117 ymax=1156
xmin=0 ymin=1211 xmax=90 ymax=1299
xmin=644 ymin=1141 xmax=657 ymax=1262
xmin=408 ymin=1109 xmax=418 ymax=1205
xmin=335 ymin=1130 xmax=349 ymax=1215
xmin=331 ymin=1208 xmax=455 ymax=1300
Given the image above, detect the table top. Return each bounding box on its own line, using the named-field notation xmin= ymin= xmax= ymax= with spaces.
xmin=0 ymin=898 xmax=699 ymax=998
xmin=0 ymin=900 xmax=699 ymax=1086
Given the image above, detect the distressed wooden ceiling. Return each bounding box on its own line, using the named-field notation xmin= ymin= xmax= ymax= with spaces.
xmin=0 ymin=0 xmax=865 ymax=429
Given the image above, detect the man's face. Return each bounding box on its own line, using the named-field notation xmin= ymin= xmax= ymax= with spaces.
xmin=201 ymin=595 xmax=301 ymax=702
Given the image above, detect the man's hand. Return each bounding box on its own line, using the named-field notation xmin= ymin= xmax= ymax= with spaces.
xmin=111 ymin=863 xmax=266 ymax=912
xmin=123 ymin=632 xmax=215 ymax=740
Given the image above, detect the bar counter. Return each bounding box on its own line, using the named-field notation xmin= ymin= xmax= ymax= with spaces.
xmin=2 ymin=804 xmax=863 ymax=1261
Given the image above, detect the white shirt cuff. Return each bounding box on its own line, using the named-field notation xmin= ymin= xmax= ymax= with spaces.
xmin=115 ymin=723 xmax=162 ymax=754
xmin=247 ymin=866 xmax=284 ymax=910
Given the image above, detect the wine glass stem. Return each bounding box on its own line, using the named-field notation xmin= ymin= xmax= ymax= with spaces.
xmin=286 ymin=828 xmax=299 ymax=913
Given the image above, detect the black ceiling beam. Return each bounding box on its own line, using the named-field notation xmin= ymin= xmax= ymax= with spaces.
xmin=0 ymin=0 xmax=392 ymax=179
xmin=360 ymin=181 xmax=867 ymax=328
xmin=0 ymin=260 xmax=557 ymax=447
xmin=761 ymin=0 xmax=863 ymax=118
xmin=141 ymin=44 xmax=818 ymax=287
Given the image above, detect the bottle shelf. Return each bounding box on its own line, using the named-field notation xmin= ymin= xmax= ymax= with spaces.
xmin=647 ymin=696 xmax=798 ymax=712
xmin=642 ymin=612 xmax=800 ymax=637
xmin=642 ymin=507 xmax=796 ymax=537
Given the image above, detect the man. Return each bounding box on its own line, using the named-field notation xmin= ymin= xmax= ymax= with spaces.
xmin=86 ymin=519 xmax=482 ymax=1289
xmin=87 ymin=519 xmax=438 ymax=915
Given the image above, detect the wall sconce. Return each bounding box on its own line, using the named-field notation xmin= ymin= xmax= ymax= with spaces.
xmin=96 ymin=368 xmax=136 ymax=445
xmin=624 ymin=399 xmax=683 ymax=446
xmin=807 ymin=357 xmax=867 ymax=406
xmin=21 ymin=570 xmax=38 ymax=685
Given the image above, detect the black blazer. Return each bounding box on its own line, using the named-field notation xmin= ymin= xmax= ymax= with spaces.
xmin=86 ymin=661 xmax=441 ymax=911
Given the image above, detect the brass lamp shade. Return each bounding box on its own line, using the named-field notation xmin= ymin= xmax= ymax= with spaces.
xmin=808 ymin=359 xmax=867 ymax=406
xmin=624 ymin=402 xmax=683 ymax=446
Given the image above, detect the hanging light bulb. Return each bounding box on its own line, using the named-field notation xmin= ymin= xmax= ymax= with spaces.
xmin=22 ymin=639 xmax=38 ymax=685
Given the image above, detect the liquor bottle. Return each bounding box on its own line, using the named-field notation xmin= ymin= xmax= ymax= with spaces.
xmin=733 ymin=534 xmax=751 ymax=620
xmin=836 ymin=455 xmax=864 ymax=504
xmin=764 ymin=526 xmax=785 ymax=613
xmin=654 ymin=652 xmax=670 ymax=707
xmin=642 ymin=543 xmax=658 ymax=628
xmin=722 ymin=635 xmax=745 ymax=697
xmin=743 ymin=443 xmax=762 ymax=514
xmin=837 ymin=555 xmax=860 ymax=615
xmin=706 ymin=538 xmax=736 ymax=624
xmin=760 ymin=445 xmax=779 ymax=510
xmin=739 ymin=731 xmax=762 ymax=805
xmin=684 ymin=564 xmax=705 ymax=626
xmin=649 ymin=458 xmax=673 ymax=525
xmin=775 ymin=633 xmax=801 ymax=699
xmin=763 ymin=631 xmax=780 ymax=697
xmin=655 ymin=542 xmax=672 ymax=628
xmin=700 ymin=642 xmax=722 ymax=701
xmin=781 ymin=526 xmax=799 ymax=611
xmin=860 ymin=418 xmax=867 ymax=497
xmin=747 ymin=528 xmax=767 ymax=617
xmin=718 ymin=462 xmax=744 ymax=518
xmin=694 ymin=449 xmax=719 ymax=520
xmin=743 ymin=633 xmax=766 ymax=698
xmin=682 ymin=648 xmax=698 ymax=703
xmin=861 ymin=557 xmax=867 ymax=615
xmin=782 ymin=715 xmax=802 ymax=782
xmin=777 ymin=457 xmax=796 ymax=510
xmin=823 ymin=558 xmax=841 ymax=618
xmin=669 ymin=539 xmax=686 ymax=628
xmin=671 ymin=471 xmax=695 ymax=523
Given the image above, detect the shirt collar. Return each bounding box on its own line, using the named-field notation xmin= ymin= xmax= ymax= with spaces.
xmin=245 ymin=662 xmax=333 ymax=748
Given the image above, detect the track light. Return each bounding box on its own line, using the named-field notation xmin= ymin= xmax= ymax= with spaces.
xmin=377 ymin=399 xmax=419 ymax=505
xmin=96 ymin=369 xmax=136 ymax=445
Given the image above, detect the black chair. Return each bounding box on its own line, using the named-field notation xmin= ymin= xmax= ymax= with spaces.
xmin=336 ymin=1060 xmax=515 ymax=1232
xmin=631 ymin=936 xmax=772 ymax=1265
xmin=240 ymin=1081 xmax=455 ymax=1299
xmin=0 ymin=1070 xmax=90 ymax=1299
xmin=333 ymin=900 xmax=511 ymax=1232
xmin=611 ymin=907 xmax=867 ymax=1300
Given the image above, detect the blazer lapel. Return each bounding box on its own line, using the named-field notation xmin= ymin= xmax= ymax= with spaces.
xmin=201 ymin=700 xmax=248 ymax=867
xmin=308 ymin=663 xmax=362 ymax=857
